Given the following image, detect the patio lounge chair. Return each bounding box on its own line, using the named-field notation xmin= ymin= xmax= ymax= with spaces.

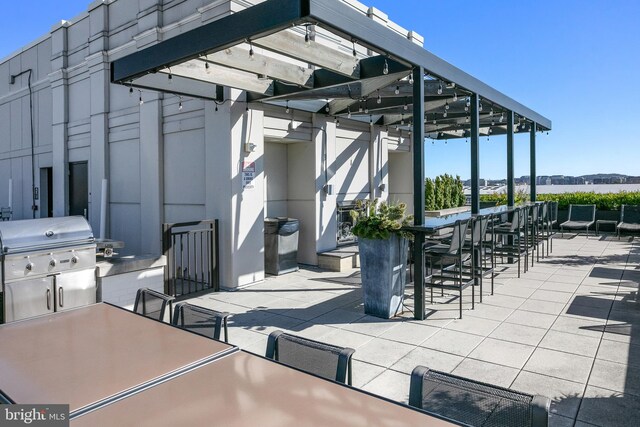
xmin=265 ymin=330 xmax=355 ymax=385
xmin=409 ymin=366 xmax=550 ymax=427
xmin=133 ymin=287 xmax=175 ymax=322
xmin=172 ymin=302 xmax=229 ymax=342
xmin=617 ymin=204 xmax=640 ymax=239
xmin=560 ymin=204 xmax=596 ymax=237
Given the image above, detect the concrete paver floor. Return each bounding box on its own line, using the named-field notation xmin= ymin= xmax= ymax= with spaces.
xmin=187 ymin=234 xmax=640 ymax=427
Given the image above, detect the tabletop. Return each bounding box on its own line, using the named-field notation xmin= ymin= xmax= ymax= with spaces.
xmin=71 ymin=350 xmax=456 ymax=427
xmin=404 ymin=203 xmax=542 ymax=233
xmin=0 ymin=303 xmax=236 ymax=415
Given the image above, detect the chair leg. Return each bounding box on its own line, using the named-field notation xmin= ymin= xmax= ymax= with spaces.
xmin=459 ymin=259 xmax=463 ymax=319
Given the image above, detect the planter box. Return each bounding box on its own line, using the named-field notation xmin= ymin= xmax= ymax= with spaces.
xmin=358 ymin=234 xmax=408 ymax=319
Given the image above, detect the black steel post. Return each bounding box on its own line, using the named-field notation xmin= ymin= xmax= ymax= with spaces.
xmin=506 ymin=111 xmax=515 ymax=206
xmin=530 ymin=122 xmax=537 ymax=202
xmin=470 ymin=94 xmax=480 ymax=215
xmin=412 ymin=66 xmax=426 ymax=321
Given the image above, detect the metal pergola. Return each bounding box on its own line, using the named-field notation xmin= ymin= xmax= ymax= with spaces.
xmin=111 ymin=0 xmax=551 ymax=320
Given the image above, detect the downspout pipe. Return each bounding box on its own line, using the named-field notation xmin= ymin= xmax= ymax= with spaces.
xmin=10 ymin=69 xmax=36 ymax=218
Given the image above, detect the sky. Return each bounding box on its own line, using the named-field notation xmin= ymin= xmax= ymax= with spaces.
xmin=1 ymin=0 xmax=639 ymax=180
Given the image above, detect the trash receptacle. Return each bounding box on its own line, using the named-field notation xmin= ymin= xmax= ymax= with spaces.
xmin=264 ymin=217 xmax=299 ymax=275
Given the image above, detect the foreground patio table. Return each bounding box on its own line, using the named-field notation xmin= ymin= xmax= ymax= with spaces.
xmin=0 ymin=303 xmax=237 ymax=417
xmin=71 ymin=350 xmax=455 ymax=427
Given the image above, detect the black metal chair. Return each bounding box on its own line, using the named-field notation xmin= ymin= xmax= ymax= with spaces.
xmin=527 ymin=204 xmax=544 ymax=265
xmin=409 ymin=366 xmax=550 ymax=427
xmin=456 ymin=214 xmax=495 ymax=302
xmin=617 ymin=204 xmax=640 ymax=239
xmin=424 ymin=219 xmax=473 ymax=319
xmin=492 ymin=207 xmax=528 ymax=278
xmin=535 ymin=201 xmax=552 ymax=257
xmin=133 ymin=287 xmax=175 ymax=322
xmin=548 ymin=201 xmax=558 ymax=252
xmin=560 ymin=204 xmax=596 ymax=237
xmin=265 ymin=330 xmax=355 ymax=385
xmin=171 ymin=302 xmax=230 ymax=342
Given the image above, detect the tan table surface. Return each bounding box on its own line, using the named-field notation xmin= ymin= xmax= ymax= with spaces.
xmin=0 ymin=303 xmax=236 ymax=415
xmin=71 ymin=350 xmax=455 ymax=427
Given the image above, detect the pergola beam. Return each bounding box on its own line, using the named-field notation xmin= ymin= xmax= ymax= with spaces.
xmin=253 ymin=30 xmax=360 ymax=77
xmin=127 ymin=73 xmax=221 ymax=100
xmin=206 ymin=46 xmax=315 ymax=88
xmin=165 ymin=62 xmax=274 ymax=95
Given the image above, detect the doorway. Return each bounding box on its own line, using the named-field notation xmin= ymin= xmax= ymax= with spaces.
xmin=69 ymin=162 xmax=88 ymax=218
xmin=39 ymin=167 xmax=53 ymax=218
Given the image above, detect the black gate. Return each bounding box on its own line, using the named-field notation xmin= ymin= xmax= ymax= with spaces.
xmin=162 ymin=220 xmax=219 ymax=298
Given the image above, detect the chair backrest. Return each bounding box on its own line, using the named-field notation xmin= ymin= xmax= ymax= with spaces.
xmin=471 ymin=215 xmax=490 ymax=246
xmin=265 ymin=330 xmax=355 ymax=385
xmin=621 ymin=204 xmax=640 ymax=224
xmin=172 ymin=302 xmax=229 ymax=342
xmin=409 ymin=366 xmax=550 ymax=427
xmin=133 ymin=288 xmax=175 ymax=321
xmin=448 ymin=219 xmax=470 ymax=254
xmin=549 ymin=201 xmax=558 ymax=222
xmin=506 ymin=207 xmax=524 ymax=232
xmin=568 ymin=204 xmax=596 ymax=222
xmin=530 ymin=204 xmax=539 ymax=223
xmin=540 ymin=202 xmax=548 ymax=222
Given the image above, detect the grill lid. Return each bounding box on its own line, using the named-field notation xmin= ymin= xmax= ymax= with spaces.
xmin=0 ymin=216 xmax=95 ymax=254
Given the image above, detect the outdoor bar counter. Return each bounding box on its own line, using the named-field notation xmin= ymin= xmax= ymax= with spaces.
xmin=404 ymin=204 xmax=535 ymax=320
xmin=71 ymin=350 xmax=455 ymax=427
xmin=405 ymin=204 xmax=520 ymax=234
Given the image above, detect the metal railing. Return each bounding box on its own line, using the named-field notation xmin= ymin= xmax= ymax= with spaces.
xmin=162 ymin=220 xmax=219 ymax=298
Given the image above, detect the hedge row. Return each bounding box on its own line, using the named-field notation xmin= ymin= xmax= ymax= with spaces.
xmin=479 ymin=191 xmax=640 ymax=211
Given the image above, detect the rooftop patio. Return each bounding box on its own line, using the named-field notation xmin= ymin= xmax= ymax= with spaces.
xmin=186 ymin=234 xmax=640 ymax=427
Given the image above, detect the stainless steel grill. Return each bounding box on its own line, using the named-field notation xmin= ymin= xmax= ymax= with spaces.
xmin=0 ymin=216 xmax=96 ymax=323
xmin=337 ymin=201 xmax=363 ymax=246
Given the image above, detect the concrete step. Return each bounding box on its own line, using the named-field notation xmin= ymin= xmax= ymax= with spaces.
xmin=317 ymin=245 xmax=360 ymax=272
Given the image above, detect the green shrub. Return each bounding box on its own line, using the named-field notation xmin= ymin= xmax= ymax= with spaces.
xmin=425 ymin=178 xmax=435 ymax=211
xmin=479 ymin=188 xmax=529 ymax=206
xmin=442 ymin=174 xmax=453 ymax=209
xmin=350 ymin=199 xmax=414 ymax=240
xmin=425 ymin=174 xmax=466 ymax=210
xmin=456 ymin=175 xmax=465 ymax=207
xmin=480 ymin=191 xmax=640 ymax=210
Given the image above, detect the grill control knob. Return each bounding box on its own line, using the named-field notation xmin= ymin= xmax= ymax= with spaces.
xmin=26 ymin=262 xmax=34 ymax=271
xmin=49 ymin=259 xmax=56 ymax=268
xmin=71 ymin=256 xmax=79 ymax=264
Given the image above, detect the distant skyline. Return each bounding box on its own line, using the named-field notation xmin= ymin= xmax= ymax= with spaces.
xmin=1 ymin=0 xmax=638 ymax=180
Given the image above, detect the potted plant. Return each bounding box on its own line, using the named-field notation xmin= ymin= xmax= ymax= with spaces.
xmin=351 ymin=199 xmax=414 ymax=319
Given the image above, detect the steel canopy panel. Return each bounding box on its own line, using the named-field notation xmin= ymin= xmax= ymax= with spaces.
xmin=110 ymin=0 xmax=551 ymax=133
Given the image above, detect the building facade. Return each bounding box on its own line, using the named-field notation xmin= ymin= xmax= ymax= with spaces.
xmin=0 ymin=0 xmax=420 ymax=289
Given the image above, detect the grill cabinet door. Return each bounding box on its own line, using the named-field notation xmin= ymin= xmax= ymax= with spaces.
xmin=54 ymin=269 xmax=96 ymax=312
xmin=4 ymin=277 xmax=54 ymax=322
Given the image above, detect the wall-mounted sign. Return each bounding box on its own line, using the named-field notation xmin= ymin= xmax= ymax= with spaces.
xmin=242 ymin=161 xmax=256 ymax=189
